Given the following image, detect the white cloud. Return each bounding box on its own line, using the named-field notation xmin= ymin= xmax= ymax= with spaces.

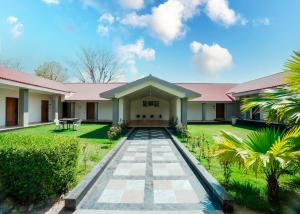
xmin=6 ymin=16 xmax=23 ymax=39
xmin=120 ymin=12 xmax=149 ymax=27
xmin=121 ymin=0 xmax=203 ymax=44
xmin=117 ymin=39 xmax=155 ymax=74
xmin=41 ymin=0 xmax=60 ymax=5
xmin=119 ymin=0 xmax=144 ymax=10
xmin=190 ymin=41 xmax=232 ymax=74
xmin=205 ymin=0 xmax=239 ymax=27
xmin=6 ymin=16 xmax=18 ymax=24
xmin=99 ymin=13 xmax=115 ymax=24
xmin=97 ymin=25 xmax=109 ymax=36
xmin=252 ymin=17 xmax=270 ymax=26
xmin=97 ymin=13 xmax=115 ymax=36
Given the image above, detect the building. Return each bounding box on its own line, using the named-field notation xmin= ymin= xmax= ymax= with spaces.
xmin=0 ymin=67 xmax=286 ymax=128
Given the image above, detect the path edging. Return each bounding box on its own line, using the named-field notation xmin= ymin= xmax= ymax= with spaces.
xmin=164 ymin=128 xmax=234 ymax=213
xmin=64 ymin=128 xmax=135 ymax=211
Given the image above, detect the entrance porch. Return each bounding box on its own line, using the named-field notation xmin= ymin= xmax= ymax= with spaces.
xmin=101 ymin=75 xmax=200 ymax=127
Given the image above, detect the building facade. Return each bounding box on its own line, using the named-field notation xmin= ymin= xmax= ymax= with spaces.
xmin=0 ymin=67 xmax=287 ymax=128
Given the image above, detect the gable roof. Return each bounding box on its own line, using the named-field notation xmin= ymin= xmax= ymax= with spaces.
xmin=177 ymin=83 xmax=237 ymax=102
xmin=227 ymin=72 xmax=287 ymax=95
xmin=64 ymin=83 xmax=126 ymax=101
xmin=0 ymin=67 xmax=70 ymax=93
xmin=100 ymin=75 xmax=201 ymax=99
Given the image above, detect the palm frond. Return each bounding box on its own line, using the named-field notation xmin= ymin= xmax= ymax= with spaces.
xmin=285 ymin=51 xmax=300 ymax=92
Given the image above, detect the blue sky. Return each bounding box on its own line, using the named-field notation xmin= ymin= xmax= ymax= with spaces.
xmin=0 ymin=0 xmax=299 ymax=83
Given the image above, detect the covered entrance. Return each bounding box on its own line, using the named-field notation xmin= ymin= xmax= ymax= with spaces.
xmin=101 ymin=75 xmax=200 ymax=127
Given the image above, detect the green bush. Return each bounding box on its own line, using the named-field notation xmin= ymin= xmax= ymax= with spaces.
xmin=0 ymin=134 xmax=79 ymax=203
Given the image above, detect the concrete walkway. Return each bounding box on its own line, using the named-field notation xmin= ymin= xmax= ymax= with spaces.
xmin=75 ymin=128 xmax=221 ymax=213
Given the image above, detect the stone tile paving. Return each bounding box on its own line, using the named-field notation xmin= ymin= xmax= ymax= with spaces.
xmin=77 ymin=128 xmax=221 ymax=212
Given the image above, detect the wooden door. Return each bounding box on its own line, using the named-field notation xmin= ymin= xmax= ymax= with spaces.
xmin=86 ymin=102 xmax=95 ymax=120
xmin=216 ymin=103 xmax=225 ymax=119
xmin=6 ymin=97 xmax=18 ymax=126
xmin=41 ymin=100 xmax=49 ymax=122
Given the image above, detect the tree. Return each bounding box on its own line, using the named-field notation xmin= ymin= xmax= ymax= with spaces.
xmin=35 ymin=61 xmax=67 ymax=82
xmin=242 ymin=51 xmax=300 ymax=125
xmin=0 ymin=56 xmax=23 ymax=71
xmin=69 ymin=48 xmax=121 ymax=83
xmin=215 ymin=127 xmax=300 ymax=203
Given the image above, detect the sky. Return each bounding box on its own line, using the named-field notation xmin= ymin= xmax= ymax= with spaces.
xmin=0 ymin=0 xmax=299 ymax=83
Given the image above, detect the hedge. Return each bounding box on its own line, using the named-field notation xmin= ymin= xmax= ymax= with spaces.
xmin=0 ymin=134 xmax=79 ymax=203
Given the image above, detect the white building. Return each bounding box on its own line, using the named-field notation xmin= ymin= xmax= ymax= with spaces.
xmin=0 ymin=67 xmax=286 ymax=128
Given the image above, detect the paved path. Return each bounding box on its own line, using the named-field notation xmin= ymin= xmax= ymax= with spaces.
xmin=76 ymin=128 xmax=221 ymax=213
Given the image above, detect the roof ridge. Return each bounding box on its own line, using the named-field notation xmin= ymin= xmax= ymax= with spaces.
xmin=63 ymin=82 xmax=127 ymax=84
xmin=239 ymin=71 xmax=286 ymax=84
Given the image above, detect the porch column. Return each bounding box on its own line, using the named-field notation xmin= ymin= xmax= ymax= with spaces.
xmin=202 ymin=103 xmax=206 ymax=121
xmin=176 ymin=98 xmax=181 ymax=124
xmin=181 ymin=98 xmax=187 ymax=125
xmin=94 ymin=102 xmax=98 ymax=121
xmin=19 ymin=89 xmax=29 ymax=127
xmin=70 ymin=102 xmax=75 ymax=118
xmin=112 ymin=98 xmax=119 ymax=125
xmin=118 ymin=98 xmax=124 ymax=122
xmin=52 ymin=95 xmax=59 ymax=121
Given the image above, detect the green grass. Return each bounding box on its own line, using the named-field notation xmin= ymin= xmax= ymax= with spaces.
xmin=0 ymin=123 xmax=121 ymax=183
xmin=180 ymin=124 xmax=299 ymax=212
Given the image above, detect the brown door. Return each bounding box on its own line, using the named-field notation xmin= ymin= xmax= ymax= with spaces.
xmin=86 ymin=102 xmax=95 ymax=120
xmin=216 ymin=103 xmax=225 ymax=119
xmin=41 ymin=100 xmax=49 ymax=122
xmin=6 ymin=97 xmax=18 ymax=126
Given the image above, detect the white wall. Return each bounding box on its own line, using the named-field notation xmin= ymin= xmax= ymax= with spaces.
xmin=98 ymin=101 xmax=112 ymax=121
xmin=187 ymin=102 xmax=202 ymax=121
xmin=130 ymin=96 xmax=170 ymax=120
xmin=75 ymin=102 xmax=86 ymax=120
xmin=205 ymin=103 xmax=216 ymax=121
xmin=28 ymin=92 xmax=52 ymax=123
xmin=0 ymin=88 xmax=19 ymax=126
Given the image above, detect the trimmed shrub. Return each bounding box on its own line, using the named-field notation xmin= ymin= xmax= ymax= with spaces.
xmin=0 ymin=134 xmax=79 ymax=203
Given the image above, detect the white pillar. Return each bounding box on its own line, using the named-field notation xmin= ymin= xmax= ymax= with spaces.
xmin=176 ymin=98 xmax=181 ymax=124
xmin=118 ymin=98 xmax=124 ymax=123
xmin=52 ymin=95 xmax=59 ymax=121
xmin=19 ymin=89 xmax=29 ymax=127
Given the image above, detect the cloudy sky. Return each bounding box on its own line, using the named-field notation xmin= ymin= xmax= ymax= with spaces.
xmin=0 ymin=0 xmax=299 ymax=82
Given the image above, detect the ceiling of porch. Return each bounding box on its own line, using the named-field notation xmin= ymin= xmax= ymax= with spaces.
xmin=122 ymin=86 xmax=178 ymax=101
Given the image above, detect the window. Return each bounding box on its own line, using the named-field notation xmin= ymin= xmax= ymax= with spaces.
xmin=143 ymin=101 xmax=148 ymax=107
xmin=142 ymin=100 xmax=159 ymax=107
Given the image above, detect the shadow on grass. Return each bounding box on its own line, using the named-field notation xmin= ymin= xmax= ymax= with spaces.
xmin=79 ymin=125 xmax=111 ymax=140
xmin=226 ymin=180 xmax=270 ymax=212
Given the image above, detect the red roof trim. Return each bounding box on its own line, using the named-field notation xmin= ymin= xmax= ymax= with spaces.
xmin=0 ymin=76 xmax=70 ymax=93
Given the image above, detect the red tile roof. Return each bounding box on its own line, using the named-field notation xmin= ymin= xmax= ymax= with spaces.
xmin=227 ymin=72 xmax=287 ymax=95
xmin=0 ymin=67 xmax=70 ymax=93
xmin=177 ymin=83 xmax=237 ymax=102
xmin=65 ymin=82 xmax=237 ymax=102
xmin=0 ymin=67 xmax=286 ymax=102
xmin=65 ymin=83 xmax=126 ymax=101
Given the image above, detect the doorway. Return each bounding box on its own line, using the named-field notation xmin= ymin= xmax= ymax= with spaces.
xmin=41 ymin=100 xmax=49 ymax=122
xmin=216 ymin=103 xmax=225 ymax=119
xmin=6 ymin=97 xmax=18 ymax=126
xmin=86 ymin=102 xmax=95 ymax=120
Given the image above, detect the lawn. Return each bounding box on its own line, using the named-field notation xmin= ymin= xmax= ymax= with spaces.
xmin=180 ymin=124 xmax=299 ymax=212
xmin=0 ymin=123 xmax=120 ymax=183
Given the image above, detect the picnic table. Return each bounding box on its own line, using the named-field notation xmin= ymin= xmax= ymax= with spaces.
xmin=59 ymin=118 xmax=79 ymax=130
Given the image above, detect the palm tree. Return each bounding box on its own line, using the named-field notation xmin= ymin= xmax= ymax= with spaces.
xmin=215 ymin=127 xmax=300 ymax=203
xmin=242 ymin=51 xmax=300 ymax=125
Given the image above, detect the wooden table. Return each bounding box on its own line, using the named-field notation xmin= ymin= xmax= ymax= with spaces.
xmin=59 ymin=118 xmax=79 ymax=130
